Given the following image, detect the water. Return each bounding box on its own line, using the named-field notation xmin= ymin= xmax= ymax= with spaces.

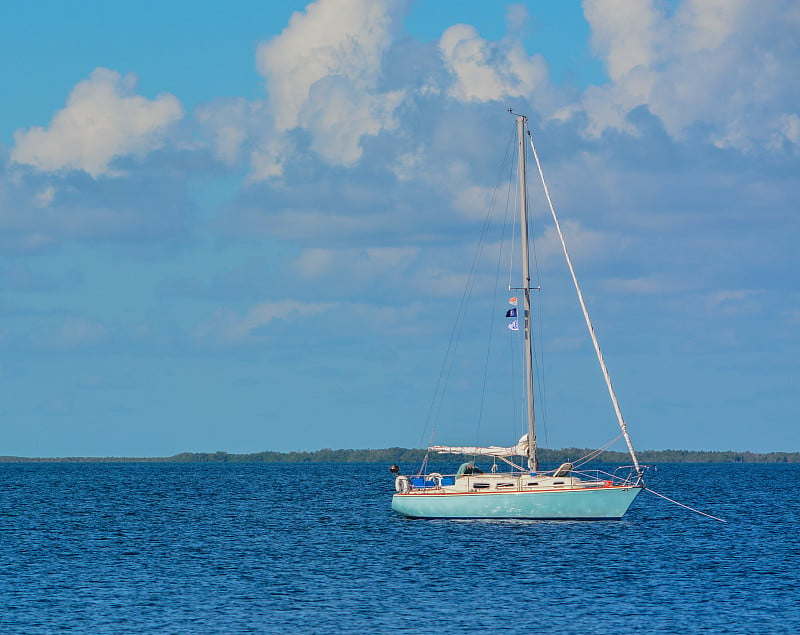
xmin=1 ymin=462 xmax=798 ymax=633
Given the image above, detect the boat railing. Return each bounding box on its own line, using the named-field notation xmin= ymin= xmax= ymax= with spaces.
xmin=575 ymin=466 xmax=646 ymax=486
xmin=612 ymin=465 xmax=647 ymax=485
xmin=410 ymin=473 xmax=456 ymax=489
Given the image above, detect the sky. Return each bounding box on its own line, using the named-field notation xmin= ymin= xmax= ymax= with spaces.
xmin=0 ymin=0 xmax=798 ymax=457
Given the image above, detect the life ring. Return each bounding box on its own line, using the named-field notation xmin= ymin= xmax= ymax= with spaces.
xmin=395 ymin=475 xmax=410 ymax=493
xmin=428 ymin=472 xmax=443 ymax=487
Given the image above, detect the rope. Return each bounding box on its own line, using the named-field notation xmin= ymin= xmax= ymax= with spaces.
xmin=572 ymin=434 xmax=624 ymax=468
xmin=645 ymin=487 xmax=727 ymax=523
xmin=474 ymin=161 xmax=517 ymax=448
xmin=417 ymin=127 xmax=516 ymax=455
xmin=527 ymin=128 xmax=641 ymax=473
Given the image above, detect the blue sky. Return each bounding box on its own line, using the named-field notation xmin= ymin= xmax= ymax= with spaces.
xmin=1 ymin=0 xmax=798 ymax=457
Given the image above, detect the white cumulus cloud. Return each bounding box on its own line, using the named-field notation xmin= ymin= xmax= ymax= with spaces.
xmin=254 ymin=0 xmax=404 ymax=171
xmin=11 ymin=68 xmax=183 ymax=177
xmin=439 ymin=23 xmax=548 ymax=103
xmin=580 ymin=0 xmax=800 ymax=151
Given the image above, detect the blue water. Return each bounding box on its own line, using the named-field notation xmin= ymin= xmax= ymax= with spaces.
xmin=1 ymin=462 xmax=798 ymax=633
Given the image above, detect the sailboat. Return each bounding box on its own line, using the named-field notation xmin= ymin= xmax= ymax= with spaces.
xmin=391 ymin=113 xmax=645 ymax=520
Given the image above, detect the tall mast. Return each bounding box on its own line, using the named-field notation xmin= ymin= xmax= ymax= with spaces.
xmin=516 ymin=115 xmax=537 ymax=472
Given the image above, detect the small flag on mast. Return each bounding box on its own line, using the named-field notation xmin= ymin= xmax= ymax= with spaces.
xmin=508 ymin=297 xmax=518 ymax=305
xmin=505 ymin=307 xmax=517 ymax=318
xmin=508 ymin=320 xmax=519 ymax=331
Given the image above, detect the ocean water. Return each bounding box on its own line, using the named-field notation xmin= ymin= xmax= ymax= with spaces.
xmin=1 ymin=462 xmax=798 ymax=634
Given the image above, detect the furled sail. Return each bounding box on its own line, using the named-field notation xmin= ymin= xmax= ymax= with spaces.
xmin=430 ymin=434 xmax=529 ymax=458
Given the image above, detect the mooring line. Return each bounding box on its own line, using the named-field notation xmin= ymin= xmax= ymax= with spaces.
xmin=645 ymin=487 xmax=727 ymax=523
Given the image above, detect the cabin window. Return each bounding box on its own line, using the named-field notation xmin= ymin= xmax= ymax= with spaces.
xmin=527 ymin=482 xmax=539 ymax=486
xmin=553 ymin=481 xmax=564 ymax=485
xmin=496 ymin=483 xmax=514 ymax=488
xmin=472 ymin=483 xmax=491 ymax=489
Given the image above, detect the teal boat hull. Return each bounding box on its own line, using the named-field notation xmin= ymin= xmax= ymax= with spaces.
xmin=392 ymin=485 xmax=643 ymax=520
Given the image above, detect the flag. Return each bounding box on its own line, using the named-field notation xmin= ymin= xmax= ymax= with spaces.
xmin=508 ymin=297 xmax=518 ymax=305
xmin=508 ymin=320 xmax=519 ymax=331
xmin=505 ymin=308 xmax=517 ymax=318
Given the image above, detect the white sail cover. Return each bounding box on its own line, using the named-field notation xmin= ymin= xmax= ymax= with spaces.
xmin=430 ymin=434 xmax=529 ymax=457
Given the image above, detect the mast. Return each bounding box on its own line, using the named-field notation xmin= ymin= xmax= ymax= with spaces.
xmin=516 ymin=115 xmax=537 ymax=472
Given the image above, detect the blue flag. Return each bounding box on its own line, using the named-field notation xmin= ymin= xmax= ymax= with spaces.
xmin=505 ymin=307 xmax=517 ymax=318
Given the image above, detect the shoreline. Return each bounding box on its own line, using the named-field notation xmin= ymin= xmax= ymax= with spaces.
xmin=1 ymin=448 xmax=798 ymax=463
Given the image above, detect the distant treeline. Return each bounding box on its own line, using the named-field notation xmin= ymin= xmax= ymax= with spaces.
xmin=1 ymin=447 xmax=798 ymax=463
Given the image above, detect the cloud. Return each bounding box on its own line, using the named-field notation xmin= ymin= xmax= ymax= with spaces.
xmin=602 ymin=276 xmax=664 ymax=295
xmin=40 ymin=317 xmax=109 ymax=351
xmin=195 ymin=98 xmax=262 ymax=166
xmin=584 ymin=0 xmax=661 ymax=82
xmin=256 ymin=0 xmax=396 ymax=131
xmin=534 ymin=220 xmax=630 ymax=269
xmin=11 ymin=68 xmax=183 ymax=177
xmin=249 ymin=138 xmax=291 ymax=181
xmin=294 ymin=246 xmax=419 ymax=280
xmin=704 ymin=289 xmax=763 ymax=317
xmin=194 ymin=300 xmax=337 ymax=346
xmin=301 ymin=77 xmax=405 ymax=166
xmin=0 ymin=164 xmax=194 ymax=253
xmin=193 ymin=296 xmax=437 ymax=350
xmin=254 ymin=0 xmax=405 ymax=171
xmin=196 ymin=98 xmax=292 ymax=180
xmin=439 ymin=23 xmax=548 ymax=103
xmin=222 ymin=204 xmax=398 ymax=246
xmin=578 ymin=0 xmax=800 ymax=152
xmin=35 ymin=186 xmax=56 ymax=207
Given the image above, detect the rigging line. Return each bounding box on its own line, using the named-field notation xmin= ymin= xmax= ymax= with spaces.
xmin=523 ymin=143 xmax=550 ymax=449
xmin=571 ymin=434 xmax=624 ymax=468
xmin=507 ymin=318 xmax=519 ymax=443
xmin=502 ymin=160 xmax=520 ymax=445
xmin=645 ymin=488 xmax=727 ymax=523
xmin=507 ymin=161 xmax=518 ymax=292
xmin=475 ymin=147 xmax=517 ymax=448
xmin=527 ymin=126 xmax=641 ymax=474
xmin=419 ymin=127 xmax=517 ymax=450
xmin=419 ymin=179 xmax=493 ymax=449
xmin=421 ymin=275 xmax=471 ymax=449
xmin=417 ymin=450 xmax=430 ymax=477
xmin=527 ymin=278 xmax=549 ymax=447
xmin=529 ymin=296 xmax=548 ymax=434
xmin=418 ymin=253 xmax=472 ymax=449
xmin=532 ymin=296 xmax=549 ymax=448
xmin=473 ymin=208 xmax=504 ymax=446
xmin=506 ymin=156 xmax=523 ymax=444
